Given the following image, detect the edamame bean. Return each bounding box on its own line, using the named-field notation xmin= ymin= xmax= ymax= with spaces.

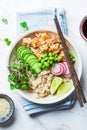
xmin=41 ymin=59 xmax=44 ymax=64
xmin=42 ymin=64 xmax=46 ymax=69
xmin=48 ymin=52 xmax=53 ymax=57
xmin=52 ymin=63 xmax=55 ymax=67
xmin=38 ymin=58 xmax=41 ymax=62
xmin=44 ymin=62 xmax=49 ymax=68
xmin=42 ymin=53 xmax=48 ymax=58
xmin=49 ymin=57 xmax=54 ymax=60
xmin=50 ymin=61 xmax=53 ymax=65
xmin=43 ymin=57 xmax=49 ymax=61
xmin=72 ymin=58 xmax=76 ymax=63
xmin=47 ymin=60 xmax=50 ymax=64
xmin=57 ymin=56 xmax=63 ymax=62
xmin=52 ymin=52 xmax=56 ymax=56
xmin=38 ymin=63 xmax=42 ymax=69
xmin=54 ymin=57 xmax=58 ymax=61
xmin=54 ymin=54 xmax=58 ymax=58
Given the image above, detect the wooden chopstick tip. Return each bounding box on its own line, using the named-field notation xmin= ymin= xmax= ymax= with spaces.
xmin=54 ymin=15 xmax=57 ymax=21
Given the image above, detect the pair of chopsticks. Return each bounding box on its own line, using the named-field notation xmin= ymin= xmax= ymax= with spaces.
xmin=54 ymin=15 xmax=86 ymax=107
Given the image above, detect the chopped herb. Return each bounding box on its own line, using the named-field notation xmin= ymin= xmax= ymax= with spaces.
xmin=4 ymin=38 xmax=11 ymax=46
xmin=8 ymin=60 xmax=29 ymax=91
xmin=2 ymin=18 xmax=8 ymax=24
xmin=20 ymin=21 xmax=29 ymax=31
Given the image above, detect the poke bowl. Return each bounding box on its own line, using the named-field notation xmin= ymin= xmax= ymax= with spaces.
xmin=7 ymin=30 xmax=82 ymax=104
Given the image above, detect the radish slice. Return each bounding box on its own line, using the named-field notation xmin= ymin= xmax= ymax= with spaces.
xmin=51 ymin=61 xmax=71 ymax=78
xmin=51 ymin=64 xmax=64 ymax=76
xmin=63 ymin=62 xmax=71 ymax=78
xmin=57 ymin=62 xmax=67 ymax=75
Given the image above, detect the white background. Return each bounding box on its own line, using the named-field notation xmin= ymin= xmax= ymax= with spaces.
xmin=0 ymin=0 xmax=87 ymax=130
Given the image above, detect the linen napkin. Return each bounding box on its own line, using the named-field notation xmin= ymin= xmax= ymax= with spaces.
xmin=16 ymin=8 xmax=67 ymax=36
xmin=16 ymin=8 xmax=76 ymax=116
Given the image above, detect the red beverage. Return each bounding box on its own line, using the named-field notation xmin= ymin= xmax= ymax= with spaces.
xmin=80 ymin=16 xmax=87 ymax=41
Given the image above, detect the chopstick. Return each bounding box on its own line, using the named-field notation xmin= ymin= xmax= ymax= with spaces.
xmin=54 ymin=15 xmax=86 ymax=107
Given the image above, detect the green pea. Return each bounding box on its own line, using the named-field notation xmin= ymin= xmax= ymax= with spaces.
xmin=54 ymin=57 xmax=58 ymax=61
xmin=48 ymin=52 xmax=53 ymax=57
xmin=38 ymin=63 xmax=42 ymax=69
xmin=47 ymin=60 xmax=50 ymax=64
xmin=69 ymin=50 xmax=74 ymax=58
xmin=52 ymin=63 xmax=55 ymax=67
xmin=49 ymin=57 xmax=54 ymax=60
xmin=41 ymin=59 xmax=44 ymax=64
xmin=42 ymin=64 xmax=46 ymax=69
xmin=50 ymin=61 xmax=53 ymax=65
xmin=43 ymin=57 xmax=49 ymax=61
xmin=72 ymin=58 xmax=76 ymax=63
xmin=38 ymin=58 xmax=41 ymax=62
xmin=57 ymin=56 xmax=63 ymax=62
xmin=44 ymin=62 xmax=49 ymax=68
xmin=54 ymin=54 xmax=58 ymax=58
xmin=42 ymin=53 xmax=48 ymax=58
xmin=52 ymin=52 xmax=56 ymax=56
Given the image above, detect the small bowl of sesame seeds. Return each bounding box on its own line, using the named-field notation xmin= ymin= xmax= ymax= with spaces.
xmin=0 ymin=94 xmax=15 ymax=125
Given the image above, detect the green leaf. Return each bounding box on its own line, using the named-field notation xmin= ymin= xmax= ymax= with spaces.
xmin=10 ymin=83 xmax=20 ymax=90
xmin=20 ymin=21 xmax=29 ymax=31
xmin=10 ymin=84 xmax=15 ymax=90
xmin=2 ymin=18 xmax=8 ymax=24
xmin=8 ymin=71 xmax=20 ymax=82
xmin=4 ymin=38 xmax=11 ymax=46
xmin=21 ymin=74 xmax=28 ymax=81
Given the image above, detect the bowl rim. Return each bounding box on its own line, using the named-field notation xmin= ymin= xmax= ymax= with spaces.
xmin=6 ymin=29 xmax=82 ymax=104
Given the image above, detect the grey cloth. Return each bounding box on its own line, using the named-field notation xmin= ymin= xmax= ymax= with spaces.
xmin=16 ymin=8 xmax=75 ymax=116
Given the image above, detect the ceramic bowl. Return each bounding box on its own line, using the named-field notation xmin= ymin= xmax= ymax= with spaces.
xmin=7 ymin=30 xmax=82 ymax=104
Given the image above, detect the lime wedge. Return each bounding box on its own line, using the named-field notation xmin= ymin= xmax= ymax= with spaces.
xmin=57 ymin=81 xmax=73 ymax=97
xmin=50 ymin=77 xmax=63 ymax=94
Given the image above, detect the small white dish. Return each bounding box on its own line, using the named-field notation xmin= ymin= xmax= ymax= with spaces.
xmin=7 ymin=30 xmax=82 ymax=104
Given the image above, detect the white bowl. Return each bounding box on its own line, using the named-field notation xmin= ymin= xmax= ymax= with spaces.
xmin=7 ymin=30 xmax=82 ymax=104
